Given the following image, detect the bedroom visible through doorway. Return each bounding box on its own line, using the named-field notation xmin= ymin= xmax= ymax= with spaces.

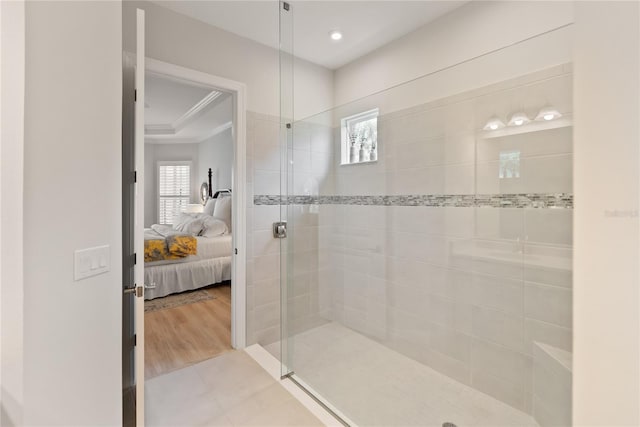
xmin=143 ymin=69 xmax=235 ymax=379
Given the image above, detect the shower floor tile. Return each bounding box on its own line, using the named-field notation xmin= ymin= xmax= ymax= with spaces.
xmin=267 ymin=322 xmax=538 ymax=427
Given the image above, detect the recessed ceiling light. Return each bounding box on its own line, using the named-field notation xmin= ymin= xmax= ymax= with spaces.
xmin=329 ymin=30 xmax=343 ymax=41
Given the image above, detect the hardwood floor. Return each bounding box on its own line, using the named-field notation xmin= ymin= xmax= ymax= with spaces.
xmin=145 ymin=283 xmax=232 ymax=379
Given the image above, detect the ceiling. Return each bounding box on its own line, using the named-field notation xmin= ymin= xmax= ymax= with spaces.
xmin=145 ymin=72 xmax=233 ymax=144
xmin=150 ymin=1 xmax=467 ymax=70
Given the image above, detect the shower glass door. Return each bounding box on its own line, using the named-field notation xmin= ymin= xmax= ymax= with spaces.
xmin=280 ymin=3 xmax=572 ymax=427
xmin=279 ymin=0 xmax=294 ymax=378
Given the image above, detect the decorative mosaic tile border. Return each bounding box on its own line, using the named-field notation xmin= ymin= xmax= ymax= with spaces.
xmin=254 ymin=193 xmax=573 ymax=209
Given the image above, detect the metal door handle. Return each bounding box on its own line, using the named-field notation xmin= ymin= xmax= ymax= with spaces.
xmin=273 ymin=221 xmax=287 ymax=238
xmin=124 ymin=285 xmax=144 ymax=298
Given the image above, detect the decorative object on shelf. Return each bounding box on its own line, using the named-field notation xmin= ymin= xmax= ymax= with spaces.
xmin=359 ymin=135 xmax=367 ymax=162
xmin=349 ymin=133 xmax=358 ymax=163
xmin=200 ymin=182 xmax=209 ymax=204
xmin=369 ymin=140 xmax=377 ymax=161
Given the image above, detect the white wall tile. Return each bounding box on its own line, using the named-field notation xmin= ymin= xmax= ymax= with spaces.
xmin=521 ymin=154 xmax=572 ymax=194
xmin=421 ymin=349 xmax=472 ymax=386
xmin=525 ymin=208 xmax=572 ymax=246
xmin=292 ymin=149 xmax=312 ymax=173
xmin=253 ymin=143 xmax=281 ymax=172
xmin=253 ymin=278 xmax=280 ymax=308
xmin=472 ymin=306 xmax=524 ymax=352
xmin=471 ymin=338 xmax=532 ymax=389
xmin=253 ymin=229 xmax=280 ymax=256
xmin=254 ymin=170 xmax=281 ymax=194
xmin=475 ymin=208 xmax=524 ymax=241
xmin=253 ymin=301 xmax=280 ymax=330
xmin=524 ymin=282 xmax=572 ymax=328
xmin=524 ymin=318 xmax=572 ymax=355
xmin=253 ymin=253 xmax=280 ymax=281
xmin=471 ymin=370 xmax=527 ymax=412
xmin=471 ymin=274 xmax=524 ymax=316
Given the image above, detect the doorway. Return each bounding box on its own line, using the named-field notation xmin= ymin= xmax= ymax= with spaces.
xmin=143 ymin=68 xmax=236 ymax=378
xmin=122 ymin=53 xmax=247 ymax=425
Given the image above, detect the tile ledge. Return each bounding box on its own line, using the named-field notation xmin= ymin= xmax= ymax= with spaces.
xmin=534 ymin=341 xmax=572 ymax=373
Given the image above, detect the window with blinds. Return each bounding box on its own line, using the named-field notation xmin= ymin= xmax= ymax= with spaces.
xmin=158 ymin=162 xmax=191 ymax=224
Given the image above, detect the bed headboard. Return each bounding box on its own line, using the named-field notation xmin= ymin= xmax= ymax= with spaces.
xmin=207 ymin=168 xmax=230 ymax=199
xmin=213 ymin=189 xmax=231 ymax=199
xmin=208 ymin=168 xmax=213 ymax=198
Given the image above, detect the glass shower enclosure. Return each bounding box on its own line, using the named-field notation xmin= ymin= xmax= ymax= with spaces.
xmin=276 ymin=3 xmax=573 ymax=426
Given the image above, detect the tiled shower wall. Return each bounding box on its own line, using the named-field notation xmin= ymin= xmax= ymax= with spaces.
xmin=328 ymin=66 xmax=572 ymax=413
xmin=246 ymin=112 xmax=335 ymax=345
xmin=265 ymin=64 xmax=573 ymax=414
xmin=248 ymin=65 xmax=573 ymax=415
xmin=246 ymin=112 xmax=282 ymax=346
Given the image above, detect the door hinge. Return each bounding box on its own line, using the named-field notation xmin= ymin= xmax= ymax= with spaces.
xmin=286 ymin=123 xmax=291 ymax=129
xmin=235 ymin=248 xmax=238 ymax=255
xmin=134 ymin=89 xmax=137 ymax=102
xmin=133 ymin=253 xmax=137 ymax=265
xmin=134 ymin=171 xmax=137 ymax=183
xmin=134 ymin=334 xmax=137 ymax=347
xmin=283 ymin=2 xmax=290 ymax=11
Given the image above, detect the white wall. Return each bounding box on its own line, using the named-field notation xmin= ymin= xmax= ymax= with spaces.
xmin=22 ymin=1 xmax=122 ymax=425
xmin=144 ymin=143 xmax=200 ymax=226
xmin=198 ymin=128 xmax=233 ymax=192
xmin=573 ymin=1 xmax=640 ymax=425
xmin=123 ymin=0 xmax=334 ymax=119
xmin=0 ymin=1 xmax=25 ymax=425
xmin=334 ymin=1 xmax=574 ymax=107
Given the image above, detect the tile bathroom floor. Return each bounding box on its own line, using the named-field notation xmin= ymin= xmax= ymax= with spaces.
xmin=145 ymin=349 xmax=324 ymax=426
xmin=267 ymin=322 xmax=539 ymax=427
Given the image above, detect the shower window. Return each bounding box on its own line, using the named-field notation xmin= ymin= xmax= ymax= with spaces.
xmin=499 ymin=150 xmax=521 ymax=179
xmin=341 ymin=108 xmax=379 ymax=165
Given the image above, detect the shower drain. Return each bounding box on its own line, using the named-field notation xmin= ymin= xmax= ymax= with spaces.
xmin=442 ymin=423 xmax=458 ymax=427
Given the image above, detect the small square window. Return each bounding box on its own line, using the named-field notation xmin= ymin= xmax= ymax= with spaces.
xmin=499 ymin=150 xmax=521 ymax=179
xmin=341 ymin=108 xmax=379 ymax=165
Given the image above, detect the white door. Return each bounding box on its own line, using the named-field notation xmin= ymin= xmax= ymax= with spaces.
xmin=134 ymin=8 xmax=146 ymax=426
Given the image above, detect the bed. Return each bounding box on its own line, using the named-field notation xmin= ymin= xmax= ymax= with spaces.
xmin=144 ymin=192 xmax=232 ymax=300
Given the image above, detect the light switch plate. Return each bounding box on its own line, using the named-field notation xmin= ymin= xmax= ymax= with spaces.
xmin=74 ymin=245 xmax=110 ymax=281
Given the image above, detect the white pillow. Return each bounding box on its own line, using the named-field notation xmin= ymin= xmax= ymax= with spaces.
xmin=200 ymin=217 xmax=228 ymax=238
xmin=213 ymin=195 xmax=232 ymax=232
xmin=202 ymin=198 xmax=216 ymax=217
xmin=172 ymin=215 xmax=205 ymax=235
xmin=171 ymin=212 xmax=198 ymax=227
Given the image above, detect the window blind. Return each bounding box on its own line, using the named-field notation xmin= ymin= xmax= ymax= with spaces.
xmin=158 ymin=164 xmax=190 ymax=224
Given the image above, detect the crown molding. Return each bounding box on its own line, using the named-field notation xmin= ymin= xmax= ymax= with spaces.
xmin=173 ymin=90 xmax=223 ymax=132
xmin=144 ymin=90 xmax=224 ymax=135
xmin=145 ymin=120 xmax=232 ymax=145
xmin=144 ymin=123 xmax=175 ymax=135
xmin=195 ymin=121 xmax=233 ymax=143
